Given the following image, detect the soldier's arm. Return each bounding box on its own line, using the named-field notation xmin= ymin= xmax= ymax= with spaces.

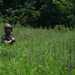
xmin=1 ymin=36 xmax=6 ymax=44
xmin=8 ymin=40 xmax=13 ymax=44
xmin=2 ymin=36 xmax=15 ymax=44
xmin=11 ymin=35 xmax=15 ymax=42
xmin=4 ymin=39 xmax=14 ymax=44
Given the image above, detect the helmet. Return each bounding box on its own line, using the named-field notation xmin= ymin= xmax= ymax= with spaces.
xmin=4 ymin=24 xmax=12 ymax=32
xmin=4 ymin=24 xmax=12 ymax=29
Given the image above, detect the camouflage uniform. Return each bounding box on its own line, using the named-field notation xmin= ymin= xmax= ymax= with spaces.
xmin=2 ymin=34 xmax=15 ymax=44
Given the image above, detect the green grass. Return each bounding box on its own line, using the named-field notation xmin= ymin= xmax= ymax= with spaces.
xmin=0 ymin=23 xmax=75 ymax=75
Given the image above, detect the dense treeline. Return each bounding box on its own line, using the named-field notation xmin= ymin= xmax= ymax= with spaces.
xmin=0 ymin=0 xmax=75 ymax=28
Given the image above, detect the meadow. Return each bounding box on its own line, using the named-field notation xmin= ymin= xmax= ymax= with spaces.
xmin=0 ymin=23 xmax=75 ymax=75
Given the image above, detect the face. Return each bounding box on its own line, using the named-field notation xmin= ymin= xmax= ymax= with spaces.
xmin=5 ymin=28 xmax=11 ymax=34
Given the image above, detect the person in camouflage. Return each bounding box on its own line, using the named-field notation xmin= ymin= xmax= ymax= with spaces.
xmin=2 ymin=24 xmax=15 ymax=44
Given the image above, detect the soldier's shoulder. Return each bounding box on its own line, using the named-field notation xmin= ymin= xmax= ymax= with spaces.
xmin=10 ymin=34 xmax=15 ymax=38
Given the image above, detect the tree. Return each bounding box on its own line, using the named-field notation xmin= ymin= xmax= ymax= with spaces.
xmin=0 ymin=0 xmax=74 ymax=28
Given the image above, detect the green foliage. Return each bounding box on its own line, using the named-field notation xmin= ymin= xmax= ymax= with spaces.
xmin=19 ymin=3 xmax=40 ymax=27
xmin=0 ymin=0 xmax=75 ymax=28
xmin=0 ymin=23 xmax=75 ymax=75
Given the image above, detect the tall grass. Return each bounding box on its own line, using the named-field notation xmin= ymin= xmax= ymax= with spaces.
xmin=0 ymin=23 xmax=75 ymax=75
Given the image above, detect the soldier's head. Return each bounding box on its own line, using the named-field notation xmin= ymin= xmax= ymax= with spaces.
xmin=4 ymin=24 xmax=12 ymax=34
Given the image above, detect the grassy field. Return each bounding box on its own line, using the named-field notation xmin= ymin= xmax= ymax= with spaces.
xmin=0 ymin=23 xmax=75 ymax=75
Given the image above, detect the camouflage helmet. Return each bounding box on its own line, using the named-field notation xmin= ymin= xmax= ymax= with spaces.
xmin=4 ymin=24 xmax=12 ymax=31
